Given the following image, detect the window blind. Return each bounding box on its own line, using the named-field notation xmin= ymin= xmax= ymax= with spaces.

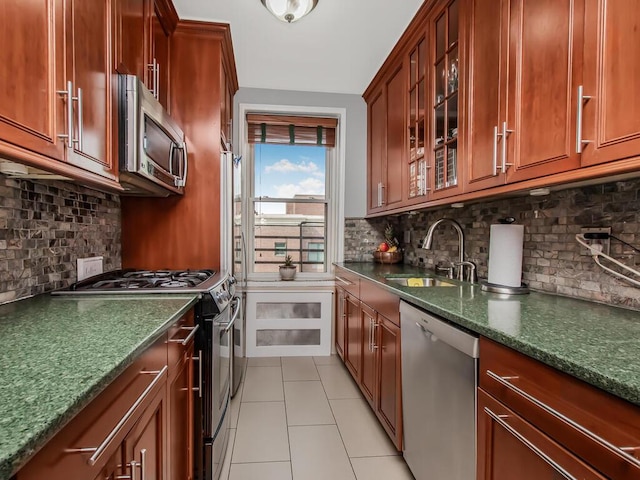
xmin=247 ymin=114 xmax=338 ymax=147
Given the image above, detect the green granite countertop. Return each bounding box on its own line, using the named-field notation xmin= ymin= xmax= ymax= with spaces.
xmin=0 ymin=293 xmax=200 ymax=480
xmin=335 ymin=262 xmax=640 ymax=406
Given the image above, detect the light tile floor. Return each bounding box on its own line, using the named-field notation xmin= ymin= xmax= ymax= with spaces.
xmin=220 ymin=355 xmax=415 ymax=480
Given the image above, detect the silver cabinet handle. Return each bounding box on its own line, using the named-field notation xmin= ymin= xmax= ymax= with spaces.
xmin=155 ymin=62 xmax=160 ymax=101
xmin=486 ymin=370 xmax=640 ymax=469
xmin=66 ymin=366 xmax=168 ymax=465
xmin=501 ymin=121 xmax=514 ymax=173
xmin=380 ymin=184 xmax=385 ymax=205
xmin=484 ymin=407 xmax=577 ymax=480
xmin=169 ymin=324 xmax=200 ymax=346
xmin=492 ymin=125 xmax=504 ymax=176
xmin=576 ymin=85 xmax=593 ymax=153
xmin=376 ymin=182 xmax=383 ymax=207
xmin=57 ymin=81 xmax=74 ymax=148
xmin=139 ymin=448 xmax=147 ymax=480
xmin=148 ymin=58 xmax=158 ymax=98
xmin=76 ymin=87 xmax=83 ymax=151
xmin=192 ymin=350 xmax=202 ymax=397
xmin=372 ymin=321 xmax=379 ymax=350
xmin=335 ymin=276 xmax=353 ymax=286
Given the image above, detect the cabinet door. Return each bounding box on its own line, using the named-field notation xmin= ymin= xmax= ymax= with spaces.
xmin=0 ymin=0 xmax=66 ymax=162
xmin=123 ymin=387 xmax=167 ymax=480
xmin=581 ymin=0 xmax=640 ymax=166
xmin=505 ymin=0 xmax=583 ymax=182
xmin=152 ymin=8 xmax=170 ymax=110
xmin=367 ymin=89 xmax=386 ymax=213
xmin=384 ymin=64 xmax=406 ymax=210
xmin=169 ymin=350 xmax=193 ymax=480
xmin=478 ymin=389 xmax=607 ymax=480
xmin=375 ymin=315 xmax=402 ymax=450
xmin=66 ymin=0 xmax=115 ymax=178
xmin=113 ymin=0 xmax=150 ymax=78
xmin=465 ymin=0 xmax=507 ymax=191
xmin=360 ymin=303 xmax=377 ymax=407
xmin=335 ymin=287 xmax=346 ymax=360
xmin=344 ymin=295 xmax=361 ymax=379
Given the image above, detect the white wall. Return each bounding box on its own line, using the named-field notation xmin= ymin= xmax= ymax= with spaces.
xmin=234 ymin=88 xmax=367 ymax=218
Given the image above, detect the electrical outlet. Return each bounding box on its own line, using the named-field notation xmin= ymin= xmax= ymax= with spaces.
xmin=580 ymin=227 xmax=611 ymax=256
xmin=77 ymin=256 xmax=104 ymax=281
xmin=404 ymin=230 xmax=411 ymax=244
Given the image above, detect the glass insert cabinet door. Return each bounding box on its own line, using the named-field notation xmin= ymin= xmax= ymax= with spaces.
xmin=408 ymin=37 xmax=429 ymax=200
xmin=433 ymin=0 xmax=459 ymax=192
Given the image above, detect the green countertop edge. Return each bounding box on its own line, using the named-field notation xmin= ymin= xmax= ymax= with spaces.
xmin=0 ymin=294 xmax=200 ymax=480
xmin=335 ymin=262 xmax=640 ymax=407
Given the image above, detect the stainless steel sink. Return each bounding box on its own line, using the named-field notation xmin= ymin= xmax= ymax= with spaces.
xmin=385 ymin=277 xmax=455 ymax=287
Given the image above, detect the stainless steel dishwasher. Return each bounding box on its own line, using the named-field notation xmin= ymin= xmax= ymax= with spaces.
xmin=400 ymin=300 xmax=479 ymax=480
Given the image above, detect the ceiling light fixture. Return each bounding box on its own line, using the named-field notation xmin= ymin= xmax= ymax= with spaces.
xmin=260 ymin=0 xmax=319 ymax=23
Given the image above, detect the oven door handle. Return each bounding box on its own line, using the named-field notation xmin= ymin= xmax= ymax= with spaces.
xmin=218 ymin=297 xmax=241 ymax=334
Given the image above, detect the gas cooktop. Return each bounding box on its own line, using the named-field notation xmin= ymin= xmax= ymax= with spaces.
xmin=52 ymin=269 xmax=226 ymax=295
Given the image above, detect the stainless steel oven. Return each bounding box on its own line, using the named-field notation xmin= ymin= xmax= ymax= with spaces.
xmin=194 ymin=278 xmax=240 ymax=480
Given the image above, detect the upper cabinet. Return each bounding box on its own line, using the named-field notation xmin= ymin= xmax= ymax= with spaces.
xmin=0 ymin=0 xmax=119 ymax=188
xmin=466 ymin=0 xmax=584 ymax=191
xmin=366 ymin=62 xmax=406 ymax=214
xmin=366 ymin=0 xmax=640 ymax=215
xmin=113 ymin=0 xmax=177 ymax=109
xmin=430 ymin=0 xmax=464 ymax=199
xmin=580 ymin=0 xmax=640 ymax=167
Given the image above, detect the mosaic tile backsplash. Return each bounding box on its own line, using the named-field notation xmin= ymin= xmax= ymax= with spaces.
xmin=0 ymin=176 xmax=121 ymax=304
xmin=345 ymin=178 xmax=640 ymax=310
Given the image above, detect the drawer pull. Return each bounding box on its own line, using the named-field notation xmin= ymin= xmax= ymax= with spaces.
xmin=192 ymin=350 xmax=202 ymax=398
xmin=169 ymin=324 xmax=200 ymax=346
xmin=66 ymin=366 xmax=168 ymax=466
xmin=486 ymin=370 xmax=640 ymax=469
xmin=335 ymin=276 xmax=353 ymax=286
xmin=484 ymin=407 xmax=577 ymax=480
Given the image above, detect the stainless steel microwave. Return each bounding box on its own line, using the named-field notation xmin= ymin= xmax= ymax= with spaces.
xmin=119 ymin=75 xmax=188 ymax=196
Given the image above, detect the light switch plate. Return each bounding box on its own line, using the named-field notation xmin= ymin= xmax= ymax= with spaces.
xmin=77 ymin=256 xmax=104 ymax=281
xmin=580 ymin=227 xmax=611 ymax=256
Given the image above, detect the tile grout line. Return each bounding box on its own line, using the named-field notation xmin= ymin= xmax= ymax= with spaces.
xmin=314 ymin=356 xmax=360 ymax=480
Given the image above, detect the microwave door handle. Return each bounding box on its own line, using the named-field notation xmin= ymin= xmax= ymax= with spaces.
xmin=175 ymin=141 xmax=188 ymax=187
xmin=168 ymin=142 xmax=175 ymax=176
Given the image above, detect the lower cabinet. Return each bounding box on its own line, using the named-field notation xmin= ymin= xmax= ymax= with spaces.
xmin=334 ymin=273 xmax=403 ymax=451
xmin=16 ymin=311 xmax=195 ymax=480
xmin=478 ymin=337 xmax=640 ymax=480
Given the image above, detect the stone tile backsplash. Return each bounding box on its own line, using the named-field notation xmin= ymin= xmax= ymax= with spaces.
xmin=345 ymin=179 xmax=640 ymax=310
xmin=0 ymin=176 xmax=121 ymax=304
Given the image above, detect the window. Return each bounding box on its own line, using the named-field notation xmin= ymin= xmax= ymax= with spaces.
xmin=274 ymin=242 xmax=287 ymax=256
xmin=240 ymin=106 xmax=344 ymax=279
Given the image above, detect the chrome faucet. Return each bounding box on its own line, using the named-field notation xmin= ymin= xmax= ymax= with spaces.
xmin=422 ymin=218 xmax=476 ymax=282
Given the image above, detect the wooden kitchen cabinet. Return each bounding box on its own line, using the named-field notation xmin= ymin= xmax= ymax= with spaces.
xmin=430 ymin=0 xmax=465 ymax=199
xmin=580 ymin=0 xmax=640 ymax=167
xmin=466 ymin=0 xmax=584 ymax=191
xmin=334 ymin=270 xmax=403 ymax=450
xmin=360 ymin=303 xmax=377 ymax=406
xmin=479 ymin=337 xmax=640 ymax=480
xmin=0 ymin=0 xmax=121 ymax=189
xmin=344 ymin=293 xmax=362 ymax=380
xmin=122 ymin=386 xmax=167 ymax=480
xmin=478 ymin=389 xmax=607 ymax=480
xmin=65 ymin=0 xmax=115 ymax=180
xmin=365 ymin=62 xmax=406 ymax=214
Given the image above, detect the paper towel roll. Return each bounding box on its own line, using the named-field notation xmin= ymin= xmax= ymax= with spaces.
xmin=488 ymin=224 xmax=524 ymax=287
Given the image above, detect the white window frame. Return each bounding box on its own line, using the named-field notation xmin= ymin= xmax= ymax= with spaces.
xmin=238 ymin=103 xmax=346 ymax=281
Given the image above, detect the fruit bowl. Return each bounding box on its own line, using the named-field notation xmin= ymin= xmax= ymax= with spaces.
xmin=373 ymin=250 xmax=403 ymax=264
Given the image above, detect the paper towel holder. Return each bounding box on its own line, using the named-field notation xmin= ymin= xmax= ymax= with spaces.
xmin=480 ymin=281 xmax=530 ymax=295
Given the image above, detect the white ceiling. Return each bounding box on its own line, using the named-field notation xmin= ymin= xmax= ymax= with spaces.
xmin=172 ymin=0 xmax=425 ymax=95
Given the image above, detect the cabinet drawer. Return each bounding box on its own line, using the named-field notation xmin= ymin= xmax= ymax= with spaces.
xmin=16 ymin=335 xmax=168 ymax=480
xmin=360 ymin=278 xmax=400 ymax=326
xmin=167 ymin=309 xmax=196 ymax=371
xmin=335 ymin=267 xmax=360 ymax=298
xmin=480 ymin=337 xmax=640 ymax=480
